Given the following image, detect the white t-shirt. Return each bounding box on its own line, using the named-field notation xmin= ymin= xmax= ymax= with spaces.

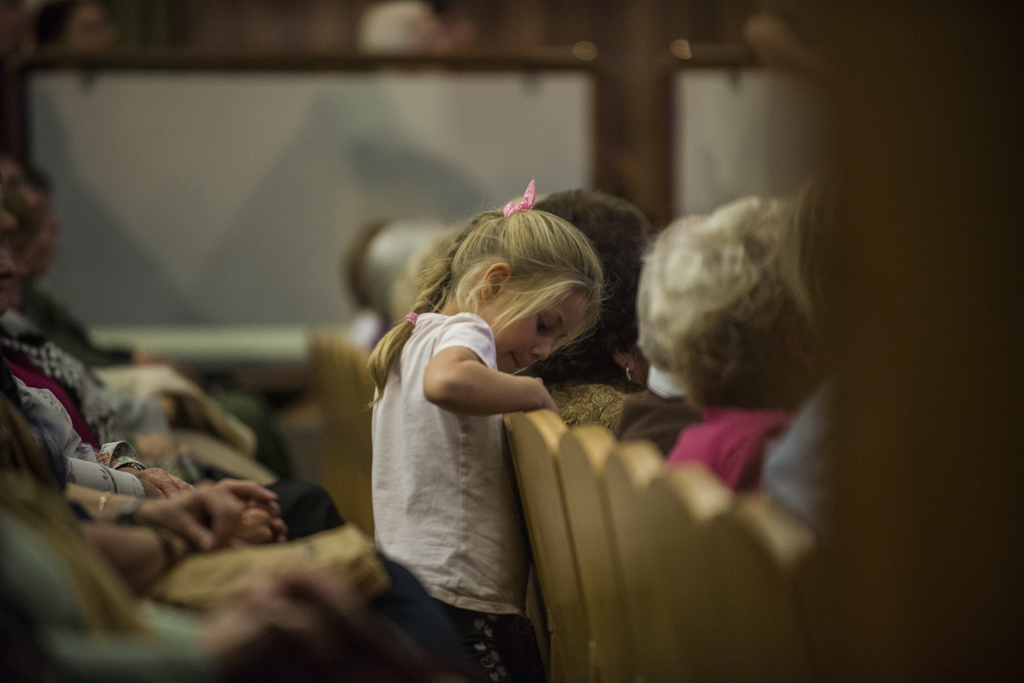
xmin=371 ymin=312 xmax=528 ymax=615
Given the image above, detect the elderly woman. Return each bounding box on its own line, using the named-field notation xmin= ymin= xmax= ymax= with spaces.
xmin=528 ymin=189 xmax=652 ymax=431
xmin=649 ymin=196 xmax=822 ymax=490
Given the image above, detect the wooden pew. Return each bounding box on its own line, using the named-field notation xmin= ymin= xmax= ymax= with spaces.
xmin=504 ymin=410 xmax=594 ymax=683
xmin=604 ymin=443 xmax=816 ymax=681
xmin=709 ymin=494 xmax=816 ymax=680
xmin=310 ymin=331 xmax=375 ymax=537
xmin=558 ymin=425 xmax=637 ymax=683
xmin=603 ymin=440 xmax=666 ymax=681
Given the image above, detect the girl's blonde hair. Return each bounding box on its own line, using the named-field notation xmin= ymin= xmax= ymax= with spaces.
xmin=368 ymin=208 xmax=604 ymax=394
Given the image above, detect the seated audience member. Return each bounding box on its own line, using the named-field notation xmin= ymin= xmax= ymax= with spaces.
xmin=0 ymin=177 xmax=190 ymax=497
xmin=344 ymin=218 xmax=451 ymax=351
xmin=0 ymin=0 xmax=28 ymax=57
xmin=1 ymin=178 xmax=344 ymax=540
xmin=615 ymin=216 xmax=706 ymax=454
xmin=762 ymin=177 xmax=837 ymax=530
xmin=34 ymin=0 xmax=114 ymax=51
xmin=654 ymin=196 xmax=822 ymax=490
xmin=358 ymin=0 xmax=475 ymax=55
xmin=0 ymin=407 xmax=471 ymax=683
xmin=0 ymin=186 xmax=468 ymax=667
xmin=528 ymin=189 xmax=651 ymax=431
xmin=5 ymin=160 xmax=295 ymax=480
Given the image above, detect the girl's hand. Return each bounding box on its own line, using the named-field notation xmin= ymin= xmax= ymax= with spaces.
xmin=524 ymin=376 xmax=559 ymax=414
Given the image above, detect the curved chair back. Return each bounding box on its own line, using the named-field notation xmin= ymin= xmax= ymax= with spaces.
xmin=504 ymin=410 xmax=593 ymax=683
xmin=707 ymin=494 xmax=816 ymax=681
xmin=311 ymin=332 xmax=375 ymax=536
xmin=603 ymin=440 xmax=665 ymax=681
xmin=558 ymin=425 xmax=636 ymax=683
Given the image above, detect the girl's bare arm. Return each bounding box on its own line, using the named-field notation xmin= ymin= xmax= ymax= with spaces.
xmin=423 ymin=347 xmax=558 ymax=416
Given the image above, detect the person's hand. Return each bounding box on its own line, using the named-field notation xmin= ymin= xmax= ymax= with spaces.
xmin=237 ymin=507 xmax=288 ymax=545
xmin=134 ymin=481 xmax=275 ymax=550
xmin=214 ymin=479 xmax=287 ymax=543
xmin=131 ymin=348 xmax=172 ymax=366
xmin=201 ymin=571 xmax=367 ymax=679
xmin=526 ymin=376 xmax=559 ymax=414
xmin=133 ymin=432 xmax=178 ymax=462
xmin=213 ymin=479 xmax=282 ymax=517
xmin=201 ymin=570 xmax=471 ymax=683
xmin=121 ymin=465 xmax=193 ymax=498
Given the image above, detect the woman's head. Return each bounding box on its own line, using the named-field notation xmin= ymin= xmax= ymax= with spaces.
xmin=646 ymin=196 xmax=812 ymax=410
xmin=0 ymin=179 xmax=38 ymax=312
xmin=529 ymin=189 xmax=652 ymax=386
xmin=637 ymin=214 xmax=707 ymax=375
xmin=780 ymin=174 xmax=838 ymax=340
xmin=0 ymin=176 xmax=40 ymax=257
xmin=368 ymin=205 xmax=603 ymax=392
xmin=35 ymin=0 xmax=113 ymax=51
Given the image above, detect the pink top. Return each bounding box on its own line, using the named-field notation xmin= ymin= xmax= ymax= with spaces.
xmin=667 ymin=407 xmax=792 ymax=491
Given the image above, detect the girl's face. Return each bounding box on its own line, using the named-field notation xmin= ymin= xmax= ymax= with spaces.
xmin=480 ymin=292 xmax=588 ymax=374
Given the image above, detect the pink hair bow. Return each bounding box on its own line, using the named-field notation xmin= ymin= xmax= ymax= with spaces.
xmin=504 ymin=179 xmax=536 ymax=217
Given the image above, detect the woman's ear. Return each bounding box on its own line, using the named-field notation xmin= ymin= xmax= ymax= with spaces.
xmin=480 ymin=262 xmax=512 ymax=301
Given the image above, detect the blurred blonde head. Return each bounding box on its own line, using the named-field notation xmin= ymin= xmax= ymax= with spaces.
xmin=358 ymin=1 xmax=438 ymax=54
xmin=780 ymin=175 xmax=837 ymax=339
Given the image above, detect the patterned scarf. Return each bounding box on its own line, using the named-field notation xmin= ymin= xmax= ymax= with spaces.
xmin=0 ymin=330 xmax=118 ymax=446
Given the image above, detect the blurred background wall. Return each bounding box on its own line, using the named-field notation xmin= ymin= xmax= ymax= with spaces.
xmin=98 ymin=0 xmax=762 ymax=226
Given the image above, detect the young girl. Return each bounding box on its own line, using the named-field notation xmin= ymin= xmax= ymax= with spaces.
xmin=368 ymin=181 xmax=603 ymax=679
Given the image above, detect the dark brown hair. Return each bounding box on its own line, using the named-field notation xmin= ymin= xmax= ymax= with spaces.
xmin=530 ymin=189 xmax=652 ymax=386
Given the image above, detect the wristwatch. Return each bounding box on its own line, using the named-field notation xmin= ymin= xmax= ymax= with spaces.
xmin=116 ymin=499 xmax=142 ymax=526
xmin=116 ymin=461 xmax=146 ymax=472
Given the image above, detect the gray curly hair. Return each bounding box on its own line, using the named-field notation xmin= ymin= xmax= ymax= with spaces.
xmin=638 ymin=196 xmax=799 ymax=409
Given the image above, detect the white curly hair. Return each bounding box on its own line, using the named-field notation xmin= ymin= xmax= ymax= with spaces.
xmin=638 ymin=196 xmax=799 ymax=409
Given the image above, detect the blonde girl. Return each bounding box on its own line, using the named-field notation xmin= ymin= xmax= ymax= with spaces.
xmin=368 ymin=181 xmax=602 ymax=679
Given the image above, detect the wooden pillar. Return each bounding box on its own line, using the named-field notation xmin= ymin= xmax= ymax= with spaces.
xmin=814 ymin=2 xmax=1024 ymax=678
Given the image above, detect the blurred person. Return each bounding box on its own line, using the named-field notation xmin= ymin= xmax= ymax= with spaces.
xmin=657 ymin=196 xmax=823 ymax=491
xmin=0 ymin=178 xmax=470 ymax=664
xmin=359 ymin=0 xmax=475 ymax=55
xmin=760 ymin=176 xmax=838 ymax=531
xmin=0 ymin=0 xmax=29 ymax=57
xmin=0 ymin=457 xmax=472 ymax=683
xmin=1 ymin=177 xmax=192 ymax=498
xmin=0 ymin=366 xmax=469 ymax=675
xmin=528 ymin=189 xmax=652 ymax=431
xmin=344 ymin=218 xmax=450 ymax=351
xmin=615 ymin=215 xmax=707 ymax=455
xmin=3 ymin=159 xmax=297 ymax=480
xmin=35 ymin=0 xmax=114 ymax=51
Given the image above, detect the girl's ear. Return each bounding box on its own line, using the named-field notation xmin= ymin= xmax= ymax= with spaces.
xmin=480 ymin=262 xmax=512 ymax=301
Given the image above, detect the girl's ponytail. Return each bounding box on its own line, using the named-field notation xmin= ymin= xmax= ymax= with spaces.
xmin=367 ymin=234 xmax=458 ymax=395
